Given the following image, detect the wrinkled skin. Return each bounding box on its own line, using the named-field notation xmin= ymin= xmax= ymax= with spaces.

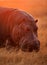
xmin=0 ymin=7 xmax=40 ymax=52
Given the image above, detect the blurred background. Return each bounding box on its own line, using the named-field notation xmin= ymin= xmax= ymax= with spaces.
xmin=0 ymin=0 xmax=47 ymax=17
xmin=0 ymin=0 xmax=47 ymax=65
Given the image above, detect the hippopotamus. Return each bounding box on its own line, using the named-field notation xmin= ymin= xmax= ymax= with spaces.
xmin=0 ymin=7 xmax=40 ymax=52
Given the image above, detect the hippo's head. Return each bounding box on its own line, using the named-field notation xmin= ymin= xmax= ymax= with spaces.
xmin=11 ymin=10 xmax=40 ymax=52
xmin=19 ymin=19 xmax=40 ymax=52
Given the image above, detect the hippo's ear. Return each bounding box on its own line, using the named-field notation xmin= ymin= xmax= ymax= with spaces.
xmin=35 ymin=19 xmax=38 ymax=23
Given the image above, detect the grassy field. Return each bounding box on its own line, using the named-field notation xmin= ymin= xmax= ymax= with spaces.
xmin=0 ymin=15 xmax=47 ymax=65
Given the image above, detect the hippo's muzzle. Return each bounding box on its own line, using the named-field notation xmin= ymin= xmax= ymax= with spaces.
xmin=20 ymin=38 xmax=40 ymax=52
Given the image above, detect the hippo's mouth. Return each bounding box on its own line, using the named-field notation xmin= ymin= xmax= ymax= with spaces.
xmin=20 ymin=36 xmax=40 ymax=52
xmin=20 ymin=41 xmax=40 ymax=52
xmin=21 ymin=44 xmax=34 ymax=52
xmin=21 ymin=45 xmax=40 ymax=52
xmin=20 ymin=42 xmax=38 ymax=52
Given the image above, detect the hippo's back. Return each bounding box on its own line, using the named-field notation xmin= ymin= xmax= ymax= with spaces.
xmin=0 ymin=7 xmax=14 ymax=38
xmin=0 ymin=7 xmax=13 ymax=14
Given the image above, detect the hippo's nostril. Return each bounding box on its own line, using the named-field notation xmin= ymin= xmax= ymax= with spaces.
xmin=33 ymin=40 xmax=40 ymax=52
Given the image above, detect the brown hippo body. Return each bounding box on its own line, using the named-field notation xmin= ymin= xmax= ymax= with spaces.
xmin=0 ymin=7 xmax=40 ymax=52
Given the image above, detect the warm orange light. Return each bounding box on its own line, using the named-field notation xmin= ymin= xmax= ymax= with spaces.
xmin=0 ymin=0 xmax=46 ymax=16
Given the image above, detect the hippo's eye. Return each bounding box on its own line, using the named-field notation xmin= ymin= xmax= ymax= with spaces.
xmin=24 ymin=25 xmax=31 ymax=32
xmin=26 ymin=27 xmax=30 ymax=31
